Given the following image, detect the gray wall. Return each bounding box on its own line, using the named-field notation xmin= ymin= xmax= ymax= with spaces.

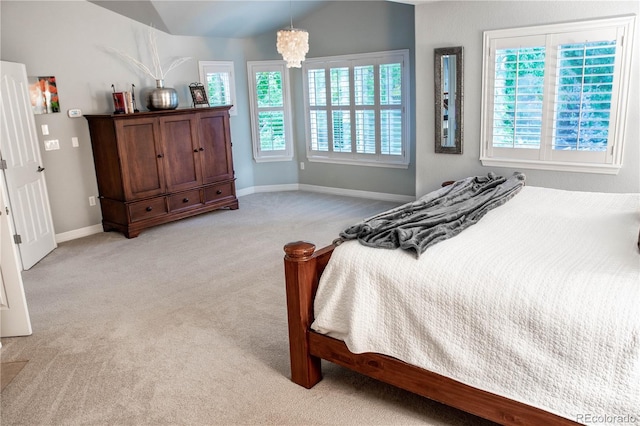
xmin=415 ymin=1 xmax=640 ymax=196
xmin=1 ymin=1 xmax=253 ymax=235
xmin=1 ymin=1 xmax=414 ymax=237
xmin=295 ymin=1 xmax=416 ymax=196
xmin=243 ymin=1 xmax=416 ymax=193
xmin=7 ymin=1 xmax=634 ymax=238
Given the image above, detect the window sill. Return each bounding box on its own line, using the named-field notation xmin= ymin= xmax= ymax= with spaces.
xmin=254 ymin=155 xmax=294 ymax=163
xmin=480 ymin=157 xmax=621 ymax=175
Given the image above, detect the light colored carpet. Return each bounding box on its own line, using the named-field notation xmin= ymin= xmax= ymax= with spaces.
xmin=0 ymin=191 xmax=497 ymax=425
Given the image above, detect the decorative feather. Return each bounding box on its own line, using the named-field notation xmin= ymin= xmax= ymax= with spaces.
xmin=110 ymin=25 xmax=190 ymax=81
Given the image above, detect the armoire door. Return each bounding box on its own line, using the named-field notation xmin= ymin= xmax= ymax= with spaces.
xmin=197 ymin=110 xmax=234 ymax=184
xmin=160 ymin=115 xmax=202 ymax=192
xmin=115 ymin=117 xmax=166 ymax=200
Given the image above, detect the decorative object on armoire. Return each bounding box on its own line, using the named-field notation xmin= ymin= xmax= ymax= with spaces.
xmin=276 ymin=1 xmax=309 ymax=68
xmin=109 ymin=25 xmax=190 ymax=110
xmin=84 ymin=106 xmax=238 ymax=238
xmin=130 ymin=83 xmax=139 ymax=112
xmin=189 ymin=82 xmax=209 ymax=107
xmin=147 ymin=79 xmax=179 ymax=110
xmin=111 ymin=84 xmax=136 ymax=114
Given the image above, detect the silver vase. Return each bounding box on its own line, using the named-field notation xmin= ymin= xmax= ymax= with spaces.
xmin=147 ymin=79 xmax=179 ymax=110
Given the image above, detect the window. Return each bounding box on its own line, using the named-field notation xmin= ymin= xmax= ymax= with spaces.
xmin=198 ymin=61 xmax=237 ymax=116
xmin=480 ymin=15 xmax=635 ymax=174
xmin=247 ymin=61 xmax=293 ymax=162
xmin=303 ymin=50 xmax=410 ymax=168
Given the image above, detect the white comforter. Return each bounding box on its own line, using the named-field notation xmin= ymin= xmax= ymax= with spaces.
xmin=312 ymin=186 xmax=640 ymax=424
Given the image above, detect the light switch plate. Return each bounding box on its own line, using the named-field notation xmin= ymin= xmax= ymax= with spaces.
xmin=44 ymin=139 xmax=60 ymax=151
xmin=41 ymin=124 xmax=49 ymax=135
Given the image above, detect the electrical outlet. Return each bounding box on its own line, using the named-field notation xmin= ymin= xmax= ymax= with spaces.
xmin=300 ymin=162 xmax=305 ymax=170
xmin=72 ymin=137 xmax=79 ymax=147
xmin=89 ymin=196 xmax=96 ymax=206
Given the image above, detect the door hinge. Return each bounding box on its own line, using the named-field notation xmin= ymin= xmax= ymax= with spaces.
xmin=14 ymin=234 xmax=22 ymax=244
xmin=0 ymin=159 xmax=7 ymax=170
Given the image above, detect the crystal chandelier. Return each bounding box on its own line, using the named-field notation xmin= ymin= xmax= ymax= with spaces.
xmin=276 ymin=3 xmax=309 ymax=68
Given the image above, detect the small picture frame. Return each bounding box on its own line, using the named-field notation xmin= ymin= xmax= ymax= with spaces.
xmin=189 ymin=82 xmax=209 ymax=107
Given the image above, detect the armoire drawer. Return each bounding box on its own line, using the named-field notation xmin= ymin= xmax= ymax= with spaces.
xmin=204 ymin=182 xmax=234 ymax=203
xmin=168 ymin=189 xmax=203 ymax=212
xmin=128 ymin=197 xmax=168 ymax=222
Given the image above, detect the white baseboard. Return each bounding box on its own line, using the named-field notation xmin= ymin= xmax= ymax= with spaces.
xmin=59 ymin=185 xmax=414 ymax=242
xmin=55 ymin=224 xmax=103 ymax=243
xmin=236 ymin=184 xmax=298 ymax=197
xmin=297 ymin=184 xmax=415 ymax=203
xmin=238 ymin=183 xmax=414 ymax=203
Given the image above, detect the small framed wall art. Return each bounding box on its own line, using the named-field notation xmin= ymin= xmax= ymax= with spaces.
xmin=189 ymin=82 xmax=209 ymax=107
xmin=28 ymin=76 xmax=60 ymax=114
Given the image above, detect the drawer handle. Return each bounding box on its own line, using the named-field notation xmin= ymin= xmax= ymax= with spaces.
xmin=193 ymin=149 xmax=199 ymax=153
xmin=146 ymin=206 xmax=153 ymax=212
xmin=199 ymin=147 xmax=204 ymax=151
xmin=157 ymin=154 xmax=164 ymax=158
xmin=183 ymin=198 xmax=189 ymax=203
xmin=216 ymin=190 xmax=223 ymax=195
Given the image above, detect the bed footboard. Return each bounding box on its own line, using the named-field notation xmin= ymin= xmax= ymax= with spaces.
xmin=283 ymin=241 xmax=335 ymax=388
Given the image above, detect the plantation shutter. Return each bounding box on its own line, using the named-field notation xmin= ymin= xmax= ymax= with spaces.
xmin=247 ymin=61 xmax=293 ymax=162
xmin=303 ymin=50 xmax=409 ymax=167
xmin=481 ymin=16 xmax=634 ymax=173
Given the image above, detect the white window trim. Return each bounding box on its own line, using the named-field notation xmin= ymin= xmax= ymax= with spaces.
xmin=247 ymin=60 xmax=294 ymax=163
xmin=479 ymin=15 xmax=636 ymax=175
xmin=302 ymin=49 xmax=410 ymax=169
xmin=198 ymin=60 xmax=237 ymax=116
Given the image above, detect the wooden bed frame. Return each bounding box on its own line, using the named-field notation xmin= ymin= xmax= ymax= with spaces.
xmin=284 ymin=240 xmax=581 ymax=426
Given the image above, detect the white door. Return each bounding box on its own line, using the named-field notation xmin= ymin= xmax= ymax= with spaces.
xmin=0 ymin=171 xmax=32 ymax=337
xmin=0 ymin=61 xmax=56 ymax=270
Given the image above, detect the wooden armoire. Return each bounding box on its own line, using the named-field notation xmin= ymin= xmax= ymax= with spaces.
xmin=85 ymin=106 xmax=238 ymax=238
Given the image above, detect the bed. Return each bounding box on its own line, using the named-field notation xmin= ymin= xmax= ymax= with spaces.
xmin=283 ymin=176 xmax=640 ymax=426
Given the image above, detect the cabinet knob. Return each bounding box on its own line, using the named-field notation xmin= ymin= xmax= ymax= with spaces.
xmin=146 ymin=206 xmax=153 ymax=212
xmin=199 ymin=147 xmax=204 ymax=151
xmin=157 ymin=154 xmax=164 ymax=158
xmin=216 ymin=190 xmax=222 ymax=195
xmin=183 ymin=198 xmax=189 ymax=203
xmin=193 ymin=149 xmax=199 ymax=153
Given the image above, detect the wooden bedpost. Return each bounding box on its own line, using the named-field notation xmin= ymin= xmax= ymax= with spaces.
xmin=284 ymin=241 xmax=323 ymax=388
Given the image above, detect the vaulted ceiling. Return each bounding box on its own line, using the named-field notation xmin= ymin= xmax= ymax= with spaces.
xmin=88 ymin=1 xmax=422 ymax=38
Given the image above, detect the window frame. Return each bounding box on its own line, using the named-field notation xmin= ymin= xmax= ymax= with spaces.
xmin=480 ymin=15 xmax=635 ymax=175
xmin=246 ymin=60 xmax=294 ymax=162
xmin=302 ymin=49 xmax=410 ymax=169
xmin=198 ymin=60 xmax=238 ymax=116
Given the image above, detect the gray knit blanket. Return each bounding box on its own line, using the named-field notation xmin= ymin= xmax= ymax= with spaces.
xmin=339 ymin=172 xmax=526 ymax=258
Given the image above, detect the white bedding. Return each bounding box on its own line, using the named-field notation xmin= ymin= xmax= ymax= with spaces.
xmin=311 ymin=186 xmax=640 ymax=424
